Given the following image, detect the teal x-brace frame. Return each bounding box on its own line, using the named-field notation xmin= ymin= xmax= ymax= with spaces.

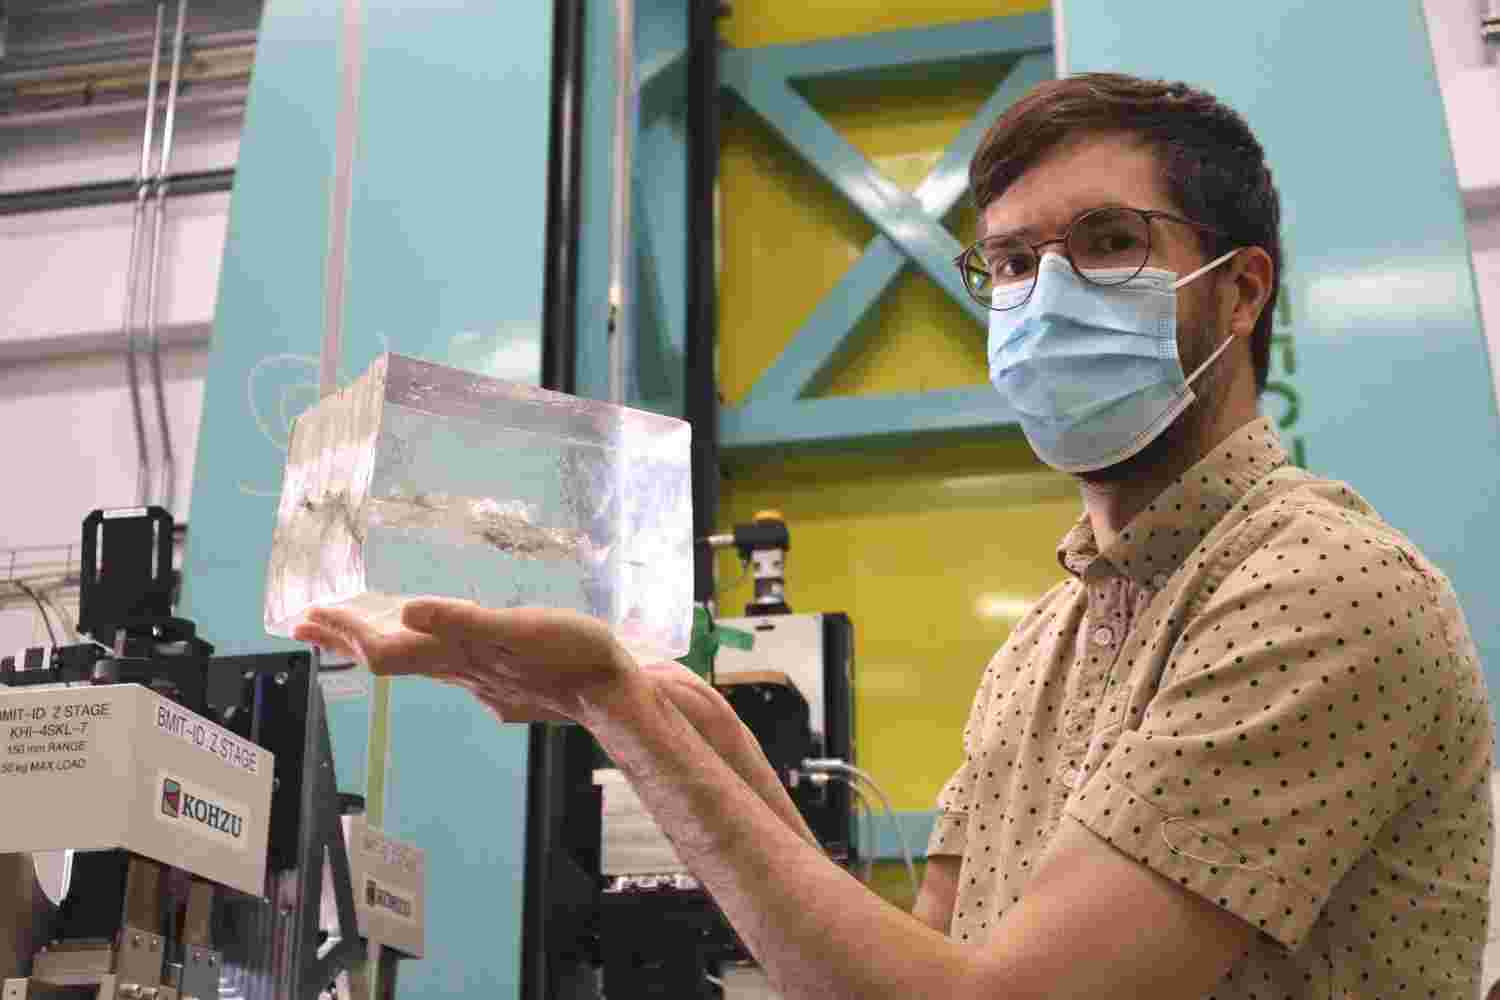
xmin=580 ymin=11 xmax=1054 ymax=454
xmin=716 ymin=13 xmax=1053 ymax=453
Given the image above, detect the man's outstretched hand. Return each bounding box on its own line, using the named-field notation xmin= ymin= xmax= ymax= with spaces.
xmin=291 ymin=598 xmax=640 ymax=724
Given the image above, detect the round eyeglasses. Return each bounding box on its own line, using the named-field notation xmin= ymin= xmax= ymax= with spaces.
xmin=953 ymin=206 xmax=1227 ymax=310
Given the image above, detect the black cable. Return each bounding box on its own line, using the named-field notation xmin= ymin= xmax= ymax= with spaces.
xmin=13 ymin=580 xmax=59 ymax=646
xmin=0 ymin=169 xmax=236 ymax=217
xmin=39 ymin=587 xmax=77 ymax=641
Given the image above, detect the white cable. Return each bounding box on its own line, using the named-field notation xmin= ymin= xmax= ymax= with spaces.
xmin=803 ymin=759 xmax=918 ymax=901
xmin=607 ymin=0 xmax=639 ymax=405
xmin=145 ymin=0 xmax=190 ymax=508
xmin=844 ymin=780 xmax=876 ymax=885
xmin=321 ymin=0 xmax=364 ymax=400
xmin=125 ymin=1 xmax=167 ymax=507
xmin=123 ymin=189 xmax=154 ymax=507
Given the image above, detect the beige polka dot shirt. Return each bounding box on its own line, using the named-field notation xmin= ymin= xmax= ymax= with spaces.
xmin=929 ymin=417 xmax=1493 ymax=999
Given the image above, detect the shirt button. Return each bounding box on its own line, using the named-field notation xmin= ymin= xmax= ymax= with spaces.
xmin=1092 ymin=625 xmax=1115 ymax=647
xmin=1061 ymin=765 xmax=1081 ymax=788
xmin=1151 ymin=572 xmax=1170 ymax=589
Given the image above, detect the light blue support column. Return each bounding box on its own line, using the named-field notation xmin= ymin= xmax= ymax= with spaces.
xmin=344 ymin=6 xmax=553 ymax=998
xmin=176 ymin=0 xmax=383 ymax=854
xmin=182 ymin=0 xmax=555 ymax=995
xmin=1063 ymin=1 xmax=1500 ymax=723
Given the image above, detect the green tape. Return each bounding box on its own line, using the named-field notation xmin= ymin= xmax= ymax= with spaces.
xmin=674 ymin=605 xmax=754 ymax=679
xmin=717 ymin=624 xmax=755 ymax=651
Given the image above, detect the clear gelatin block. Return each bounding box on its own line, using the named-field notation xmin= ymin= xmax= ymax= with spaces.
xmin=264 ymin=354 xmax=694 ymax=663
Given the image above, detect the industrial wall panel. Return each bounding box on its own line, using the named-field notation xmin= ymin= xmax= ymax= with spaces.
xmin=1064 ymin=0 xmax=1500 ymax=726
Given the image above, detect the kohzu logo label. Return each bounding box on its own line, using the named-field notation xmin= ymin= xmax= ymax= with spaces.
xmin=365 ymin=878 xmax=416 ymax=921
xmin=157 ymin=773 xmax=249 ymax=850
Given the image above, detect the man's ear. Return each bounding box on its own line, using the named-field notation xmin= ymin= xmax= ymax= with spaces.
xmin=1228 ymin=246 xmax=1275 ymax=338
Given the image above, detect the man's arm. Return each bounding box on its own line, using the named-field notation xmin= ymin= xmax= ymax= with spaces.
xmin=665 ymin=667 xmax=972 ymax=935
xmin=647 ymin=664 xmax=819 ymax=847
xmin=585 ymin=674 xmax=1257 ymax=1000
xmin=977 ymin=818 xmax=1255 ymax=999
xmin=668 ymin=674 xmax=971 ymax=936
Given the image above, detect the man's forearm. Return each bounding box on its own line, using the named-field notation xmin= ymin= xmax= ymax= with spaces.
xmin=657 ymin=674 xmax=952 ymax=931
xmin=583 ymin=674 xmax=973 ymax=1000
xmin=660 ymin=678 xmax=820 ymax=848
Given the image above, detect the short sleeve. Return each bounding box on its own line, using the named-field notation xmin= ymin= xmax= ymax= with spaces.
xmin=927 ymin=652 xmax=1002 ymax=858
xmin=1064 ymin=505 xmax=1456 ymax=950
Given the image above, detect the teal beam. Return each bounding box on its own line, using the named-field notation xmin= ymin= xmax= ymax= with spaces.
xmin=632 ymin=174 xmax=684 ymax=402
xmin=639 ymin=47 xmax=687 ymax=120
xmin=726 ymin=12 xmax=1051 ymax=83
xmin=743 ymin=241 xmax=902 ymax=404
xmin=742 ymin=51 xmax=1053 ymax=406
xmin=721 ymin=387 xmax=1018 ymax=451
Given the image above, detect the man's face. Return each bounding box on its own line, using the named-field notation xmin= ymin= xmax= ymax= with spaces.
xmin=979 ymin=131 xmax=1233 ymax=479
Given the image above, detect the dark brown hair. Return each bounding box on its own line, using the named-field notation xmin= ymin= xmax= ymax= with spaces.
xmin=971 ymin=73 xmax=1282 ymax=392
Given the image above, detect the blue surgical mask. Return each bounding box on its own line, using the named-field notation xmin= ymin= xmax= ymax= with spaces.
xmin=987 ymin=249 xmax=1240 ymax=473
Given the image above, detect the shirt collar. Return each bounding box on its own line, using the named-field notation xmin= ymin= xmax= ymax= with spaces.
xmin=1056 ymin=416 xmax=1289 ymax=587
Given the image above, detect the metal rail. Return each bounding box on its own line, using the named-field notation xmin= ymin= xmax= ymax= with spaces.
xmin=1 ymin=523 xmax=187 ymax=589
xmin=2 ymin=542 xmax=80 ymax=589
xmin=0 ymin=167 xmax=235 ymax=216
xmin=0 ymin=29 xmax=258 ymax=84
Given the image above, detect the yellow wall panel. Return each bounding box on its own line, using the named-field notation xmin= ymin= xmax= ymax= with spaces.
xmin=718 ymin=108 xmax=875 ymax=405
xmin=717 ymin=454 xmax=1079 ymax=810
xmin=817 ymin=271 xmax=985 ymax=397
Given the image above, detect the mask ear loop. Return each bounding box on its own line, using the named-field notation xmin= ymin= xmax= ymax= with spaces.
xmin=1171 ymin=246 xmax=1241 ymax=290
xmin=1182 ymin=328 xmax=1239 ymax=387
xmin=1175 ymin=247 xmax=1245 ymax=387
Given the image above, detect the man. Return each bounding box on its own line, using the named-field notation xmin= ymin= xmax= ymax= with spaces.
xmin=297 ymin=74 xmax=1494 ymax=999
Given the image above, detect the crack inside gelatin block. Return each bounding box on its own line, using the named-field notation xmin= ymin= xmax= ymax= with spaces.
xmin=264 ymin=354 xmax=694 ymax=663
